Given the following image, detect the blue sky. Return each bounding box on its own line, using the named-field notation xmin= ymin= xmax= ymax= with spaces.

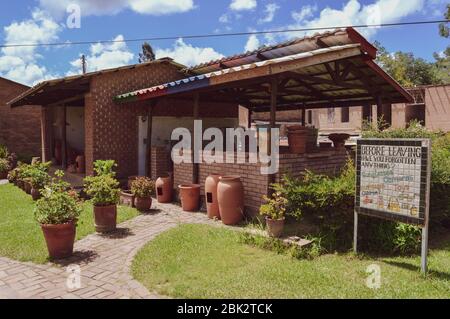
xmin=0 ymin=0 xmax=448 ymax=86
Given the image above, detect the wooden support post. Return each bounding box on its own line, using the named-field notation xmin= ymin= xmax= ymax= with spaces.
xmin=382 ymin=103 xmax=392 ymax=127
xmin=145 ymin=103 xmax=154 ymax=178
xmin=61 ymin=105 xmax=67 ymax=170
xmin=192 ymin=93 xmax=200 ymax=184
xmin=247 ymin=108 xmax=252 ymax=129
xmin=376 ymin=96 xmax=383 ymax=128
xmin=362 ymin=103 xmax=372 ymax=125
xmin=268 ymin=78 xmax=278 ymax=194
xmin=301 ymin=104 xmax=306 ymax=126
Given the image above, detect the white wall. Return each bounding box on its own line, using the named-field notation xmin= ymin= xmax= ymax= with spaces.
xmin=151 ymin=116 xmax=239 ymax=147
xmin=66 ymin=107 xmax=84 ymax=152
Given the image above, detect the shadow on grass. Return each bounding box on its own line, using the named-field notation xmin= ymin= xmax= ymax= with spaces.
xmin=383 ymin=260 xmax=450 ymax=281
xmin=99 ymin=227 xmax=134 ymax=239
xmin=52 ymin=250 xmax=98 ymax=266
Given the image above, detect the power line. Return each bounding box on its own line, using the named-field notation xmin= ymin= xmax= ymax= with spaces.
xmin=0 ymin=19 xmax=448 ymax=48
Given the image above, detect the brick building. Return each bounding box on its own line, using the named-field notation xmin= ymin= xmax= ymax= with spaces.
xmin=9 ymin=58 xmax=239 ymax=179
xmin=0 ymin=77 xmax=41 ymax=158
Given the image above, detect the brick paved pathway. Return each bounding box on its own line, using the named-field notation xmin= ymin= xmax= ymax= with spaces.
xmin=0 ymin=201 xmax=217 ymax=299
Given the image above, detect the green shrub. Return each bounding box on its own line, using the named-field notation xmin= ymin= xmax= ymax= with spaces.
xmin=259 ymin=191 xmax=288 ymax=220
xmin=28 ymin=167 xmax=50 ymax=189
xmin=0 ymin=158 xmax=10 ymax=172
xmin=34 ymin=171 xmax=82 ymax=225
xmin=93 ymin=160 xmax=117 ymax=177
xmin=131 ymin=177 xmax=154 ymax=198
xmin=84 ymin=174 xmax=120 ymax=206
xmin=0 ymin=145 xmax=8 ymax=158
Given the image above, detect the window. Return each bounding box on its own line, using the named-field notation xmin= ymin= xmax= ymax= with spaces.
xmin=341 ymin=107 xmax=350 ymax=123
xmin=327 ymin=108 xmax=335 ymax=123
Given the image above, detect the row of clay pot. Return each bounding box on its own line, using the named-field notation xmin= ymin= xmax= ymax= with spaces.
xmin=205 ymin=175 xmax=244 ymax=225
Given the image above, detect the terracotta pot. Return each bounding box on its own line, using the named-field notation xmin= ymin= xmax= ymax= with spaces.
xmin=24 ymin=181 xmax=32 ymax=194
xmin=41 ymin=221 xmax=76 ymax=259
xmin=266 ymin=217 xmax=285 ymax=238
xmin=120 ymin=190 xmax=135 ymax=207
xmin=328 ymin=133 xmax=350 ymax=149
xmin=217 ymin=176 xmax=244 ymax=225
xmin=178 ymin=184 xmax=200 ymax=212
xmin=135 ymin=196 xmax=152 ymax=211
xmin=93 ymin=204 xmax=117 ymax=233
xmin=287 ymin=125 xmax=308 ymax=154
xmin=155 ymin=175 xmax=173 ymax=203
xmin=205 ymin=174 xmax=221 ymax=219
xmin=31 ymin=188 xmax=41 ymax=201
xmin=0 ymin=171 xmax=7 ymax=180
xmin=75 ymin=155 xmax=85 ymax=174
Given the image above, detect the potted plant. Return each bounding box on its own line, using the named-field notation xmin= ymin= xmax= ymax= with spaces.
xmin=131 ymin=177 xmax=155 ymax=211
xmin=260 ymin=191 xmax=288 ymax=238
xmin=34 ymin=170 xmax=82 ymax=259
xmin=29 ymin=167 xmax=50 ymax=200
xmin=84 ymin=160 xmax=120 ymax=233
xmin=0 ymin=158 xmax=10 ymax=180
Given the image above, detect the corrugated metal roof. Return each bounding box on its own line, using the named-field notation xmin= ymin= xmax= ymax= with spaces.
xmin=114 ymin=44 xmax=362 ymax=102
xmin=186 ymin=27 xmax=376 ymax=75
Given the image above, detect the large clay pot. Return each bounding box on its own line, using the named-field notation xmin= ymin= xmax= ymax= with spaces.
xmin=41 ymin=221 xmax=76 ymax=259
xmin=217 ymin=176 xmax=244 ymax=225
xmin=93 ymin=204 xmax=117 ymax=233
xmin=155 ymin=176 xmax=173 ymax=203
xmin=120 ymin=190 xmax=135 ymax=207
xmin=135 ymin=196 xmax=152 ymax=212
xmin=178 ymin=184 xmax=200 ymax=212
xmin=24 ymin=181 xmax=32 ymax=194
xmin=31 ymin=188 xmax=41 ymax=201
xmin=205 ymin=174 xmax=221 ymax=219
xmin=328 ymin=133 xmax=350 ymax=149
xmin=75 ymin=155 xmax=85 ymax=174
xmin=287 ymin=125 xmax=308 ymax=154
xmin=266 ymin=217 xmax=285 ymax=238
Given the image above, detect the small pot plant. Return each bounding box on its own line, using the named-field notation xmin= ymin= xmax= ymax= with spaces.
xmin=34 ymin=170 xmax=82 ymax=260
xmin=131 ymin=177 xmax=155 ymax=212
xmin=0 ymin=158 xmax=11 ymax=180
xmin=260 ymin=191 xmax=288 ymax=238
xmin=84 ymin=160 xmax=120 ymax=233
xmin=29 ymin=167 xmax=50 ymax=200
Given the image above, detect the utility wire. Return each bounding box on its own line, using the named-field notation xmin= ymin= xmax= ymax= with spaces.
xmin=0 ymin=19 xmax=448 ymax=48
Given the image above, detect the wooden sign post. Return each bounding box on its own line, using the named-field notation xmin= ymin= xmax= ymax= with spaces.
xmin=354 ymin=138 xmax=431 ymax=274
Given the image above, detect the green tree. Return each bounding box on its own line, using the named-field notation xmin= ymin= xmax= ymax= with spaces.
xmin=139 ymin=42 xmax=156 ymax=63
xmin=438 ymin=4 xmax=449 ymax=38
xmin=433 ymin=5 xmax=449 ymax=84
xmin=374 ymin=41 xmax=440 ymax=87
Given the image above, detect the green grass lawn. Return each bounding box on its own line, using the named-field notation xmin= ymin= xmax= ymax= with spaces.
xmin=0 ymin=183 xmax=139 ymax=263
xmin=132 ymin=223 xmax=450 ymax=298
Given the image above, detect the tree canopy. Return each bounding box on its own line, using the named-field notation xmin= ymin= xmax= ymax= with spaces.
xmin=139 ymin=42 xmax=156 ymax=63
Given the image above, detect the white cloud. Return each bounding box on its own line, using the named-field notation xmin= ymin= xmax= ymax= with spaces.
xmin=155 ymin=39 xmax=224 ymax=66
xmin=283 ymin=0 xmax=425 ymax=40
xmin=0 ymin=9 xmax=61 ymax=85
xmin=291 ymin=4 xmax=317 ymax=22
xmin=68 ymin=35 xmax=134 ymax=74
xmin=258 ymin=3 xmax=280 ymax=24
xmin=219 ymin=13 xmax=230 ymax=23
xmin=245 ymin=35 xmax=260 ymax=52
xmin=38 ymin=0 xmax=195 ymax=19
xmin=230 ymin=0 xmax=257 ymax=11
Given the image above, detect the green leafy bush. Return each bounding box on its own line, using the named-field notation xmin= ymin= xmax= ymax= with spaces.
xmin=34 ymin=171 xmax=82 ymax=225
xmin=84 ymin=174 xmax=120 ymax=206
xmin=93 ymin=160 xmax=117 ymax=177
xmin=28 ymin=167 xmax=50 ymax=189
xmin=259 ymin=191 xmax=288 ymax=220
xmin=0 ymin=145 xmax=8 ymax=158
xmin=131 ymin=177 xmax=154 ymax=198
xmin=0 ymin=158 xmax=10 ymax=172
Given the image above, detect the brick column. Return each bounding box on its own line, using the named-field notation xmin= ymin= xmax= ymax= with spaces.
xmin=40 ymin=106 xmax=52 ymax=162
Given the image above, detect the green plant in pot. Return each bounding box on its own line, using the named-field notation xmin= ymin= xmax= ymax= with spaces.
xmin=260 ymin=191 xmax=288 ymax=238
xmin=0 ymin=158 xmax=11 ymax=180
xmin=28 ymin=167 xmax=50 ymax=200
xmin=131 ymin=177 xmax=155 ymax=211
xmin=84 ymin=160 xmax=120 ymax=233
xmin=34 ymin=170 xmax=82 ymax=260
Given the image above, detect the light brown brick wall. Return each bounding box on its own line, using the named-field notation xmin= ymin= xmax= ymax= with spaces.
xmin=173 ymin=149 xmax=349 ymax=216
xmin=0 ymin=78 xmax=41 ymax=158
xmin=150 ymin=146 xmax=172 ymax=180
